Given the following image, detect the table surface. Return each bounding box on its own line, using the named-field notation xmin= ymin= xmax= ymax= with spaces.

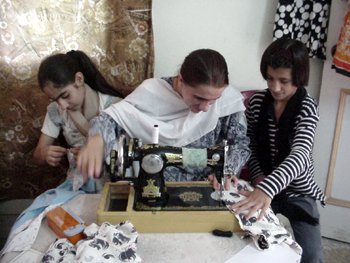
xmin=1 ymin=194 xmax=251 ymax=263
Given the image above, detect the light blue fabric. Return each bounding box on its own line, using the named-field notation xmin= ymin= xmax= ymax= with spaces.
xmin=12 ymin=179 xmax=84 ymax=230
xmin=81 ymin=177 xmax=98 ymax=193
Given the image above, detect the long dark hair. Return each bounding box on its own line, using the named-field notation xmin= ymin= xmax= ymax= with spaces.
xmin=180 ymin=49 xmax=229 ymax=88
xmin=37 ymin=50 xmax=123 ymax=97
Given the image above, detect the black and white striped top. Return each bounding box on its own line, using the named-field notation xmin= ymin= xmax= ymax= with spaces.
xmin=246 ymin=89 xmax=326 ymax=204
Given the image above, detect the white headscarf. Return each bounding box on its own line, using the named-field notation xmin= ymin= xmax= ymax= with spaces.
xmin=104 ymin=78 xmax=245 ymax=146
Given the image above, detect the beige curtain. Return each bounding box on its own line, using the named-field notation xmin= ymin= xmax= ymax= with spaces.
xmin=0 ymin=0 xmax=154 ymax=199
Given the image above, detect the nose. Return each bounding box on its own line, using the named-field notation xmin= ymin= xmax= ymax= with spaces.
xmin=269 ymin=80 xmax=281 ymax=93
xmin=57 ymin=98 xmax=69 ymax=110
xmin=199 ymin=101 xmax=211 ymax=112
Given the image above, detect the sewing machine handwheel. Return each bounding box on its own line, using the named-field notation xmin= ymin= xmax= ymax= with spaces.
xmin=115 ymin=134 xmax=127 ymax=177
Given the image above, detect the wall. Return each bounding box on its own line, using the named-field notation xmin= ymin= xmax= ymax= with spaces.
xmin=152 ymin=0 xmax=323 ymax=100
xmin=313 ymin=0 xmax=350 ymax=242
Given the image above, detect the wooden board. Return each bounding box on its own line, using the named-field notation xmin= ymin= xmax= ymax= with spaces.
xmin=97 ymin=181 xmax=241 ymax=233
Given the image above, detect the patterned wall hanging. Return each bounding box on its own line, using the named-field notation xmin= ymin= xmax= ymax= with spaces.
xmin=273 ymin=0 xmax=331 ymax=59
xmin=332 ymin=9 xmax=350 ymax=77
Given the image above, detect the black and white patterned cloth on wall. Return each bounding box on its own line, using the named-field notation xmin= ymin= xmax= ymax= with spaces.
xmin=273 ymin=0 xmax=331 ymax=59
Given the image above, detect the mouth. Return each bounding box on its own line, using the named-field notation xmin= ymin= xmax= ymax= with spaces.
xmin=190 ymin=106 xmax=201 ymax=113
xmin=271 ymin=92 xmax=283 ymax=98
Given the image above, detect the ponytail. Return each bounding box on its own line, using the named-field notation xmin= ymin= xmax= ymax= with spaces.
xmin=66 ymin=50 xmax=123 ymax=97
xmin=38 ymin=50 xmax=123 ymax=98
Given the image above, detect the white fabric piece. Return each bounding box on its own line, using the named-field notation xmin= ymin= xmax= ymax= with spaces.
xmin=42 ymin=239 xmax=76 ymax=262
xmin=1 ymin=204 xmax=61 ymax=256
xmin=217 ymin=180 xmax=302 ymax=255
xmin=67 ymin=151 xmax=84 ymax=191
xmin=41 ymin=221 xmax=141 ymax=263
xmin=104 ymin=78 xmax=245 ymax=146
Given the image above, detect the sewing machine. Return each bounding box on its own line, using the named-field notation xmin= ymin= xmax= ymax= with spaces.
xmin=108 ymin=132 xmax=232 ymax=210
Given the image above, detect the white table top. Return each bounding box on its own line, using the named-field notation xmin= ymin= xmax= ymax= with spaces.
xmin=1 ymin=194 xmax=250 ymax=263
xmin=1 ymin=194 xmax=300 ymax=263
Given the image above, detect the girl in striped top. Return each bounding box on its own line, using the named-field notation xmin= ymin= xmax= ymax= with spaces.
xmin=231 ymin=38 xmax=325 ymax=263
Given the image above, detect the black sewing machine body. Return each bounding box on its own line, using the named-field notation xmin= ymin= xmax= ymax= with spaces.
xmin=108 ymin=135 xmax=228 ymax=210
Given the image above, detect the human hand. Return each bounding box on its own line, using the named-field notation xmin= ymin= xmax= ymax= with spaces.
xmin=230 ymin=188 xmax=271 ymax=221
xmin=208 ymin=174 xmax=238 ymax=191
xmin=69 ymin=147 xmax=80 ymax=161
xmin=45 ymin=145 xmax=67 ymax=167
xmin=77 ymin=135 xmax=104 ymax=181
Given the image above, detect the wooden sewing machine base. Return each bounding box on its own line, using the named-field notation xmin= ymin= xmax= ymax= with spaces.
xmin=97 ymin=181 xmax=240 ymax=233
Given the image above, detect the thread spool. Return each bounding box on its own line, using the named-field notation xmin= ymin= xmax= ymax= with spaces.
xmin=152 ymin=124 xmax=159 ymax=144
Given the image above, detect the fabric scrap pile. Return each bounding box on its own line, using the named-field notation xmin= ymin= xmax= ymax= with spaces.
xmin=42 ymin=221 xmax=141 ymax=263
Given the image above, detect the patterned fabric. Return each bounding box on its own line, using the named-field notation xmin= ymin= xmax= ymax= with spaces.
xmin=1 ymin=203 xmax=62 ymax=256
xmin=0 ymin=0 xmax=153 ymax=199
xmin=332 ymin=10 xmax=350 ymax=77
xmin=246 ymin=90 xmax=326 ymax=204
xmin=273 ymin=0 xmax=331 ymax=59
xmin=216 ymin=179 xmax=302 ymax=255
xmin=41 ymin=221 xmax=141 ymax=263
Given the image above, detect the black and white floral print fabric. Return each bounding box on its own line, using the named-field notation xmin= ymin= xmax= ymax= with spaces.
xmin=273 ymin=0 xmax=331 ymax=59
xmin=41 ymin=221 xmax=141 ymax=263
xmin=216 ymin=179 xmax=302 ymax=255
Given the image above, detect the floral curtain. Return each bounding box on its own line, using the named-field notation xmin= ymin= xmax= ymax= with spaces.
xmin=273 ymin=0 xmax=331 ymax=59
xmin=0 ymin=0 xmax=154 ymax=199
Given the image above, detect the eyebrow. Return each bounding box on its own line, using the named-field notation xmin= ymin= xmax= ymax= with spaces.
xmin=194 ymin=94 xmax=222 ymax=101
xmin=52 ymin=91 xmax=66 ymax=102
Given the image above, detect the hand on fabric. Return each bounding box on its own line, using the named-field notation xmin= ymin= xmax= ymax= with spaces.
xmin=44 ymin=145 xmax=67 ymax=167
xmin=69 ymin=147 xmax=80 ymax=161
xmin=230 ymin=188 xmax=272 ymax=221
xmin=208 ymin=174 xmax=238 ymax=191
xmin=218 ymin=179 xmax=302 ymax=254
xmin=77 ymin=135 xmax=104 ymax=180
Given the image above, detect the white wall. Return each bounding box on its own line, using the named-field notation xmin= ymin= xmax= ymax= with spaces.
xmin=313 ymin=0 xmax=350 ymax=242
xmin=152 ymin=0 xmax=323 ymax=99
xmin=314 ymin=1 xmax=348 ymax=191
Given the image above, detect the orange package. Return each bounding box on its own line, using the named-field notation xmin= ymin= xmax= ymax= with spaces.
xmin=46 ymin=206 xmax=86 ymax=245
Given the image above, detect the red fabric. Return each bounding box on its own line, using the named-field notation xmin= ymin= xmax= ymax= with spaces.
xmin=332 ymin=10 xmax=350 ymax=77
xmin=241 ymin=90 xmax=257 ymax=108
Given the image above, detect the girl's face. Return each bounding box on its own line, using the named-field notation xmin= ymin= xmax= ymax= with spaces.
xmin=43 ymin=72 xmax=85 ymax=112
xmin=178 ymin=76 xmax=225 ymax=113
xmin=266 ymin=66 xmax=298 ymax=103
